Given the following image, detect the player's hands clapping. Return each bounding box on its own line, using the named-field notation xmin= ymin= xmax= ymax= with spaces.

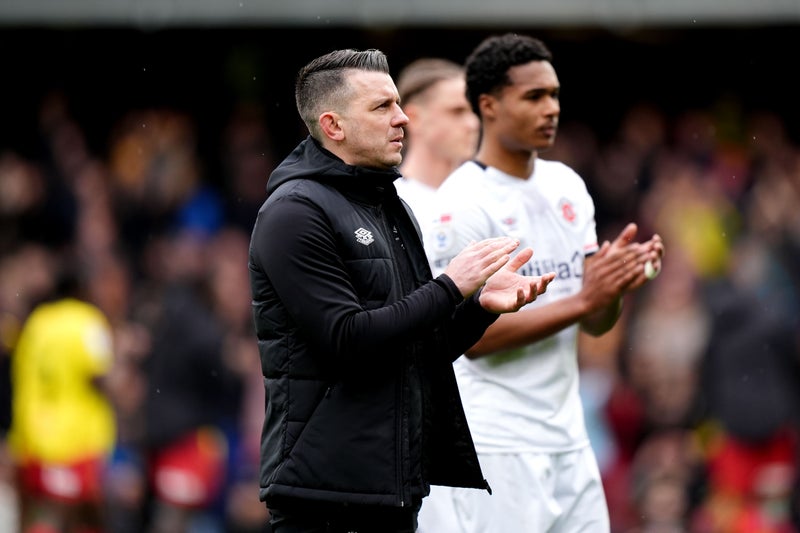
xmin=443 ymin=236 xmax=555 ymax=313
xmin=444 ymin=237 xmax=523 ymax=297
xmin=581 ymin=222 xmax=664 ymax=310
xmin=480 ymin=247 xmax=556 ymax=314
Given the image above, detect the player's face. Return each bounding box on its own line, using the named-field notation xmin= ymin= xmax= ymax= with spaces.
xmin=410 ymin=77 xmax=479 ymax=165
xmin=338 ymin=70 xmax=409 ymax=170
xmin=493 ymin=60 xmax=560 ymax=153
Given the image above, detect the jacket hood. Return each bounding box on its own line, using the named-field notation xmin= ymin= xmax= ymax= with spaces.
xmin=266 ymin=136 xmax=402 ymax=198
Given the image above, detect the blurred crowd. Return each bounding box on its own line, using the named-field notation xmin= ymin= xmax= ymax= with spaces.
xmin=0 ymin=93 xmax=274 ymax=532
xmin=1 ymin=84 xmax=799 ymax=533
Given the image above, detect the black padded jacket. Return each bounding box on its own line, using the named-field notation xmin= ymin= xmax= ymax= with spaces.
xmin=248 ymin=137 xmax=493 ymax=510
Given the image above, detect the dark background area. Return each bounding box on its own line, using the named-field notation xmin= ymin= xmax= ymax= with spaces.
xmin=2 ymin=24 xmax=797 ymax=179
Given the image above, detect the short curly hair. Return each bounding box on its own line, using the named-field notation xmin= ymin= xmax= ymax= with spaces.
xmin=465 ymin=33 xmax=553 ymax=116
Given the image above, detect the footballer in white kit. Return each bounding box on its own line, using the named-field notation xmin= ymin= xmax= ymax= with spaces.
xmin=417 ymin=158 xmax=609 ymax=533
xmin=414 ymin=32 xmax=664 ymax=533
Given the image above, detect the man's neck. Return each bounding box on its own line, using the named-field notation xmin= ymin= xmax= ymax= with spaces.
xmin=475 ymin=143 xmax=537 ymax=179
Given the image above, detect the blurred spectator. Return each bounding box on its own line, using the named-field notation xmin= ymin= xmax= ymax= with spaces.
xmin=599 ymin=246 xmax=709 ymax=533
xmin=691 ymin=236 xmax=800 ymax=533
xmin=204 ymin=227 xmax=269 ymax=532
xmin=6 ymin=256 xmax=117 ymax=533
xmin=626 ymin=246 xmax=708 ymax=431
xmin=588 ymin=103 xmax=669 ymax=229
xmin=108 ymin=109 xmax=224 ymax=258
xmin=113 ymin=227 xmax=251 ymax=533
xmin=0 ymin=437 xmax=19 ymax=531
xmin=629 ymin=429 xmax=703 ymax=533
xmin=645 ymin=152 xmax=739 ymax=278
xmin=0 ymin=152 xmax=56 ymax=254
xmin=219 ymin=103 xmax=276 ymax=233
xmin=1 ymin=244 xmax=62 ymax=532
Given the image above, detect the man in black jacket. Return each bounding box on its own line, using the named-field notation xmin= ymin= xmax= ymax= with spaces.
xmin=248 ymin=48 xmax=555 ymax=533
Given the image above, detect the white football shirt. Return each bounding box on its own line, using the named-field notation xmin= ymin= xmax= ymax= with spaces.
xmin=394 ymin=176 xmax=439 ymax=235
xmin=423 ymin=159 xmax=599 ymax=453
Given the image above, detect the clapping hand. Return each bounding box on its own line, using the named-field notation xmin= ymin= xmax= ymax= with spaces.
xmin=479 ymin=246 xmax=555 ymax=314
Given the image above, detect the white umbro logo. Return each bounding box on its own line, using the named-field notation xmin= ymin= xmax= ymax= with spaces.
xmin=354 ymin=228 xmax=374 ymax=246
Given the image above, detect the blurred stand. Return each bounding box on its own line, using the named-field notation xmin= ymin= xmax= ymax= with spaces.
xmin=1 ymin=33 xmax=798 ymax=532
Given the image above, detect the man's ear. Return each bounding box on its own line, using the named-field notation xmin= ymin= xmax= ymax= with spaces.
xmin=319 ymin=111 xmax=345 ymax=141
xmin=478 ymin=94 xmax=495 ymax=121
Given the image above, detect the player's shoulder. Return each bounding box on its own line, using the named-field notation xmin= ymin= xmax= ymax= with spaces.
xmin=50 ymin=298 xmax=108 ymax=326
xmin=537 ymin=158 xmax=582 ymax=180
xmin=536 ymin=158 xmax=590 ymax=194
xmin=22 ymin=299 xmax=109 ymax=341
xmin=29 ymin=298 xmax=93 ymax=321
xmin=442 ymin=161 xmax=483 ymax=185
xmin=437 ymin=161 xmax=491 ymax=202
xmin=393 ymin=175 xmax=410 ymax=193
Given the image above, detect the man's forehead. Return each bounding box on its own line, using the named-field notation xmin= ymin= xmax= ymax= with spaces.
xmin=347 ymin=69 xmax=394 ymax=86
xmin=348 ymin=70 xmax=398 ymax=100
xmin=506 ymin=61 xmax=558 ymax=89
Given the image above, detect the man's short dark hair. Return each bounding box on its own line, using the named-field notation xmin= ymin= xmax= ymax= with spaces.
xmin=295 ymin=49 xmax=390 ymax=138
xmin=465 ymin=33 xmax=553 ymax=116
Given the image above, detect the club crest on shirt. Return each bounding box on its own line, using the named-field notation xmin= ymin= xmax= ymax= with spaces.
xmin=558 ymin=198 xmax=577 ymax=225
xmin=429 ymin=214 xmax=456 ymax=254
xmin=354 ymin=227 xmax=374 ymax=246
xmin=501 ymin=216 xmax=518 ymax=232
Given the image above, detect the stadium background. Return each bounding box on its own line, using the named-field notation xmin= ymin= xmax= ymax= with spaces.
xmin=2 ymin=2 xmax=800 ymax=532
xmin=2 ymin=7 xmax=798 ymax=166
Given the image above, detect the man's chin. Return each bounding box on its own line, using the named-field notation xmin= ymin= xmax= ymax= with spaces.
xmin=386 ymin=154 xmax=403 ymax=167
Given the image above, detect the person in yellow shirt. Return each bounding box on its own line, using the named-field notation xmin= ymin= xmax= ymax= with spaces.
xmin=8 ymin=262 xmax=115 ymax=533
